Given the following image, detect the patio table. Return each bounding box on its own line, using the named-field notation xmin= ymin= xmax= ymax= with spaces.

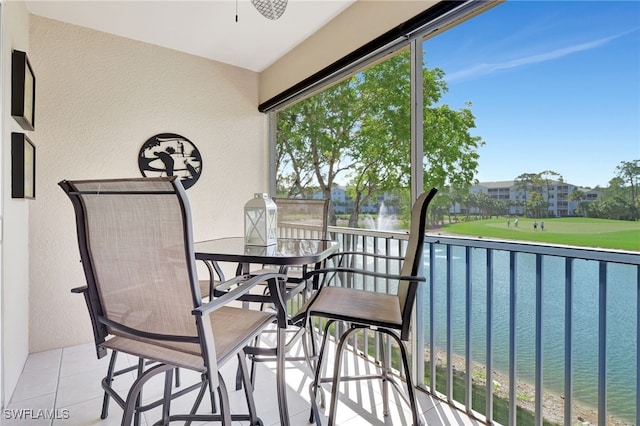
xmin=194 ymin=237 xmax=339 ymax=425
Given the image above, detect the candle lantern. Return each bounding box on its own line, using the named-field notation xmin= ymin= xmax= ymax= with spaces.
xmin=244 ymin=193 xmax=277 ymax=246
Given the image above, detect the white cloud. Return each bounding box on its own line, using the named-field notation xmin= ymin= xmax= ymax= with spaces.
xmin=446 ymin=30 xmax=635 ymax=83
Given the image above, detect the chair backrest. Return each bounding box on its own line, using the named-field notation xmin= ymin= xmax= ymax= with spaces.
xmin=397 ymin=188 xmax=438 ymax=340
xmin=274 ymin=198 xmax=330 ymax=240
xmin=60 ymin=177 xmax=203 ymax=355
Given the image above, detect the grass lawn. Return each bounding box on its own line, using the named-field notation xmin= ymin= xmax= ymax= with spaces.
xmin=438 ymin=217 xmax=640 ymax=251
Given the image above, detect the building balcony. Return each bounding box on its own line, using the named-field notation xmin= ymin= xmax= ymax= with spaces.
xmin=7 ymin=227 xmax=637 ymax=426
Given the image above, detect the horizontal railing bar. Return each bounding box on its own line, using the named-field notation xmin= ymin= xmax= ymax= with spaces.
xmin=330 ymin=226 xmax=638 ymax=265
xmin=424 ymin=235 xmax=639 ymax=265
xmin=328 ymin=225 xmax=409 ymax=240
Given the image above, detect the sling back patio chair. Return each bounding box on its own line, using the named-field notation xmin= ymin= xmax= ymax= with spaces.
xmin=61 ymin=176 xmax=285 ymax=425
xmin=299 ymin=188 xmax=438 ymax=426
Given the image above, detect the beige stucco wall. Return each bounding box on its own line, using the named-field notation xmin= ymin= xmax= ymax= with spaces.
xmin=2 ymin=0 xmax=31 ymax=406
xmin=259 ymin=0 xmax=437 ymax=105
xmin=28 ymin=15 xmax=268 ymax=352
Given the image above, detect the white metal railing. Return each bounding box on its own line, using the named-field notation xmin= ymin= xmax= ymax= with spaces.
xmin=324 ymin=225 xmax=639 ymax=426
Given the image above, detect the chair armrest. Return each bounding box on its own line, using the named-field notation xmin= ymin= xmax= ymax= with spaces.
xmin=305 ymin=267 xmax=426 ymax=283
xmin=327 ymin=251 xmax=405 ymax=269
xmin=329 ymin=250 xmax=405 ymax=261
xmin=70 ymin=285 xmax=108 ymax=359
xmin=192 ymin=272 xmax=287 ymax=316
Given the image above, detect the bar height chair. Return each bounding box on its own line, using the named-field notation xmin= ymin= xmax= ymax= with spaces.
xmin=61 ymin=177 xmax=285 ymax=425
xmin=300 ymin=188 xmax=438 ymax=426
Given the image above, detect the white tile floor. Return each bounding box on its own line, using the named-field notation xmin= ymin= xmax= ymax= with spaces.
xmin=5 ymin=338 xmax=483 ymax=426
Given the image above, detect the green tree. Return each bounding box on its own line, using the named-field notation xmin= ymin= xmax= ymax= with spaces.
xmin=524 ymin=191 xmax=548 ymax=218
xmin=514 ymin=173 xmax=537 ymax=201
xmin=537 ymin=170 xmax=563 ymax=214
xmin=276 ymin=51 xmax=483 ymax=228
xmin=569 ymin=188 xmax=586 ymax=216
xmin=276 ymin=84 xmax=359 ymax=202
xmin=615 ymin=159 xmax=640 ymax=220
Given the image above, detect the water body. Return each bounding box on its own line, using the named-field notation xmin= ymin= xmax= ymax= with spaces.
xmin=423 ymin=246 xmax=638 ymax=423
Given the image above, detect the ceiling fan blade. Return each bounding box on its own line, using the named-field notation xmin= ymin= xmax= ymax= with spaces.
xmin=251 ymin=0 xmax=288 ymax=20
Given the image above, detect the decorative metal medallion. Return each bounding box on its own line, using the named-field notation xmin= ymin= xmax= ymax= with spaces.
xmin=138 ymin=133 xmax=202 ymax=189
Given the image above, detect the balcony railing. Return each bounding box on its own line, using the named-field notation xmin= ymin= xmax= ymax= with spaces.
xmin=323 ymin=225 xmax=639 ymax=426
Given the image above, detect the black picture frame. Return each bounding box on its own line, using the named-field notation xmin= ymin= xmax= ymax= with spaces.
xmin=11 ymin=50 xmax=36 ymax=131
xmin=11 ymin=133 xmax=36 ymax=199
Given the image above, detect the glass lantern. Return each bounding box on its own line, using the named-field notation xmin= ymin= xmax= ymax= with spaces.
xmin=244 ymin=193 xmax=277 ymax=246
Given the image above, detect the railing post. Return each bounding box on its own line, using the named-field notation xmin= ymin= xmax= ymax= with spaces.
xmin=598 ymin=261 xmax=607 ymax=426
xmin=509 ymin=251 xmax=518 ymax=426
xmin=446 ymin=244 xmax=453 ymax=401
xmin=564 ymin=257 xmax=574 ymax=426
xmin=486 ymin=249 xmax=494 ymax=423
xmin=535 ymin=254 xmax=543 ymax=426
xmin=465 ymin=246 xmax=473 ymax=411
xmin=430 ymin=241 xmax=437 ymax=392
xmin=414 ymin=241 xmax=426 ymax=387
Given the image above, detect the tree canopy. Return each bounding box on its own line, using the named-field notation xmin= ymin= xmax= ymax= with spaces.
xmin=276 ymin=50 xmax=483 ymax=227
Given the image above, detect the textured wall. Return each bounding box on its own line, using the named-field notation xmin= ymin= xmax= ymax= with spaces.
xmin=28 ymin=15 xmax=267 ymax=352
xmin=2 ymin=0 xmax=31 ymax=405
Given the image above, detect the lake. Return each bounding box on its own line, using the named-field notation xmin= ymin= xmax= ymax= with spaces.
xmin=423 ymin=246 xmax=638 ymax=423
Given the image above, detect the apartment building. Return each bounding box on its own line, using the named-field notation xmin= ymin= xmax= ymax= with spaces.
xmin=461 ymin=181 xmax=600 ymax=217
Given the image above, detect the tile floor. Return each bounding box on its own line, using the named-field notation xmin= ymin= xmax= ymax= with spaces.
xmin=5 ymin=337 xmax=483 ymax=425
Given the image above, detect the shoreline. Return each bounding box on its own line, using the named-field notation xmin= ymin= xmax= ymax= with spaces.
xmin=428 ymin=348 xmax=632 ymax=426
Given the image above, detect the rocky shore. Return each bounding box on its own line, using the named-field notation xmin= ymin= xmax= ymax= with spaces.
xmin=429 ymin=349 xmax=632 ymax=426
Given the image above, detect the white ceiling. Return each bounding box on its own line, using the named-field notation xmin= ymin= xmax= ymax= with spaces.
xmin=25 ymin=0 xmax=356 ymax=72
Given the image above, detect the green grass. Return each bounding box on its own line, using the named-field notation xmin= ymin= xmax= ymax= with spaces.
xmin=439 ymin=217 xmax=640 ymax=251
xmin=356 ymin=331 xmax=559 ymax=426
xmin=425 ymin=363 xmax=558 ymax=426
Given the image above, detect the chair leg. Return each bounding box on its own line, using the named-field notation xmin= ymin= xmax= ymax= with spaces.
xmin=391 ymin=332 xmax=423 ymax=426
xmin=276 ymin=326 xmax=291 ymax=426
xmin=100 ymin=350 xmax=118 ymax=419
xmin=174 ymin=367 xmax=181 ymax=388
xmin=184 ymin=375 xmax=209 ymax=426
xmin=134 ymin=358 xmax=145 ymax=426
xmin=237 ymin=351 xmax=260 ymax=425
xmin=122 ymin=363 xmax=174 ymax=426
xmin=209 ymin=381 xmax=218 ymax=414
xmin=379 ymin=336 xmax=390 ymax=416
xmin=328 ymin=327 xmax=359 ymax=426
xmin=216 ymin=372 xmax=233 ymax=425
xmin=309 ymin=320 xmax=335 ymax=424
xmin=160 ymin=369 xmax=173 ymax=426
xmin=236 ymin=332 xmax=261 ymax=391
xmin=302 ymin=316 xmax=326 ymax=414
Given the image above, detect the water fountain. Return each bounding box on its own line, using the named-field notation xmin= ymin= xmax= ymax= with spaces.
xmin=363 ymin=201 xmax=396 ymax=231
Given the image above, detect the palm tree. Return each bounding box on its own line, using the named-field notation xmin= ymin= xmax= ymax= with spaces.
xmin=569 ymin=188 xmax=586 ymax=216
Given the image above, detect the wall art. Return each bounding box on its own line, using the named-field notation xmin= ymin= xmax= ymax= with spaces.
xmin=11 ymin=50 xmax=36 ymax=131
xmin=138 ymin=133 xmax=202 ymax=189
xmin=11 ymin=133 xmax=36 ymax=199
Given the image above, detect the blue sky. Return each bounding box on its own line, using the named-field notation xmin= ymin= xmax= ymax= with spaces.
xmin=425 ymin=0 xmax=640 ymax=188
